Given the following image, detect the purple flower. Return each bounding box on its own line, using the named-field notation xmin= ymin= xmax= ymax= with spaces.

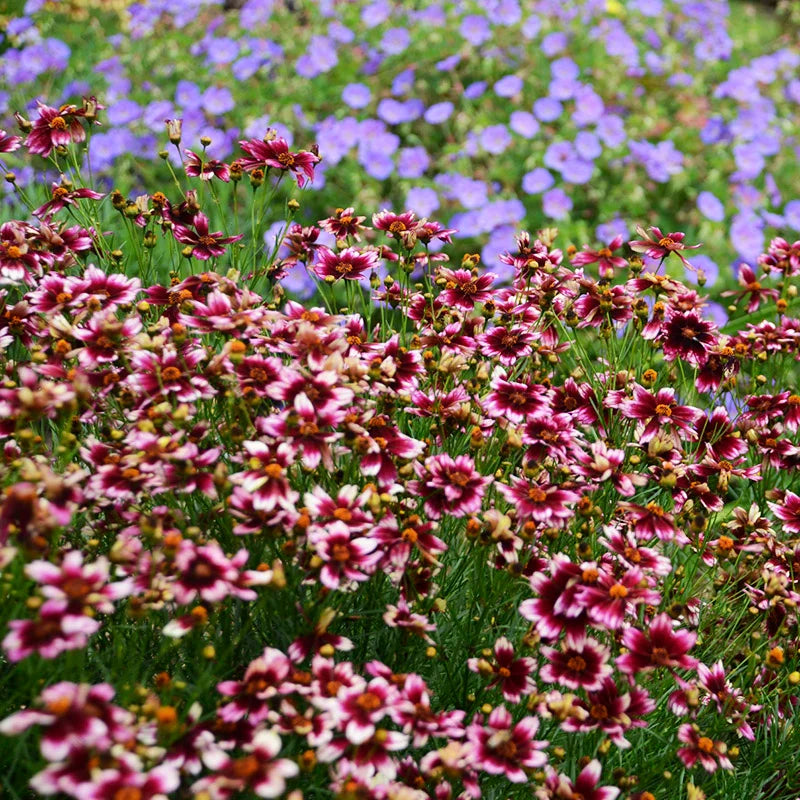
xmin=730 ymin=212 xmax=764 ymax=262
xmin=562 ymin=159 xmax=593 ymax=185
xmin=596 ymin=114 xmax=626 ymax=147
xmin=596 ymin=218 xmax=629 ymax=242
xmin=392 ymin=67 xmax=415 ymax=95
xmin=544 ymin=141 xmax=574 ymax=172
xmin=534 ymin=97 xmax=562 ymax=122
xmin=509 ymin=111 xmax=539 ymax=138
xmin=397 ymin=146 xmax=430 ymax=178
xmin=342 ymin=83 xmax=371 ymax=109
xmin=175 ymin=80 xmax=201 ymax=107
xmin=232 ymin=55 xmax=263 ymax=81
xmin=464 ymin=81 xmax=487 ymax=100
xmin=551 ymin=57 xmax=579 ymax=80
xmin=406 ymin=187 xmax=439 ymax=217
xmin=201 ymin=87 xmax=234 ymax=115
xmin=697 ymin=191 xmax=725 ymax=222
xmin=206 ymin=37 xmax=239 ymax=64
xmin=328 ymin=21 xmax=355 ymax=43
xmin=522 ymin=168 xmax=554 ymax=194
xmin=494 ymin=75 xmax=523 ymax=97
xmin=377 ymin=98 xmax=423 ymax=124
xmin=436 ymin=54 xmax=461 ymax=71
xmin=107 ymin=99 xmax=141 ymax=126
xmin=480 ymin=125 xmax=512 ymax=155
xmin=381 ymin=27 xmax=410 ymax=55
xmin=364 ymin=154 xmax=394 ymax=180
xmin=541 ymin=32 xmax=568 ymax=56
xmin=424 ymin=101 xmax=454 ymax=124
xmin=361 ymin=0 xmax=391 ymax=27
xmin=574 ymin=131 xmax=601 ymax=160
xmin=785 ymin=200 xmax=800 ymax=231
xmin=522 ymin=15 xmax=541 ymax=38
xmin=460 ymin=14 xmax=491 ymax=45
xmin=733 ymin=143 xmax=764 ymax=180
xmin=542 ymin=188 xmax=573 ymax=220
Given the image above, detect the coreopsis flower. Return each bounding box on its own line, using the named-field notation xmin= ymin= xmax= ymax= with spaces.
xmin=172 ymin=212 xmax=244 ymax=260
xmin=537 ymin=759 xmax=620 ymax=800
xmin=0 ymin=682 xmax=134 ymax=761
xmin=128 ymin=346 xmax=215 ymax=403
xmin=392 ymin=673 xmax=466 ymax=746
xmin=561 ymin=677 xmax=655 ymax=748
xmin=618 ymin=501 xmax=686 ymax=544
xmin=192 ymin=729 xmax=298 ymax=798
xmin=0 ymin=129 xmax=22 ymax=152
xmin=313 ymin=245 xmax=380 ymax=281
xmin=304 ymin=484 xmax=373 ymax=532
xmin=576 ymin=566 xmax=661 ymax=630
xmin=33 ymin=182 xmax=103 ymax=218
xmin=467 ymin=637 xmax=537 ymax=703
xmin=217 ymin=647 xmax=292 ymax=724
xmin=3 ymin=599 xmax=100 ymax=661
xmin=483 ymin=369 xmax=551 ymax=423
xmin=610 ymin=383 xmax=703 ymax=443
xmin=521 ymin=412 xmax=581 ymax=463
xmin=629 ymin=226 xmax=702 ymax=267
xmin=478 ymin=324 xmax=536 ymax=365
xmin=519 ymin=555 xmax=589 ymax=643
xmin=661 ymin=309 xmax=717 ymax=366
xmin=0 ymin=220 xmax=46 ymax=284
xmin=171 ymin=539 xmax=270 ymax=605
xmin=372 ymin=209 xmax=418 ymax=237
xmin=355 ymin=416 xmax=427 ymax=490
xmin=573 ymin=283 xmax=633 ymax=328
xmin=25 ymin=102 xmax=87 ymax=158
xmin=73 ymin=312 xmax=143 ymax=368
xmin=25 ymin=550 xmax=132 ymax=614
xmin=319 ymin=207 xmax=369 ymax=241
xmin=616 ymin=613 xmax=698 ymax=674
xmin=408 ymin=454 xmax=491 ymax=519
xmin=572 ymin=440 xmax=645 ymax=496
xmin=767 ymin=490 xmax=800 ymax=534
xmin=721 ymin=263 xmax=779 ymax=312
xmin=239 ymin=133 xmax=319 ymax=187
xmin=183 ymin=149 xmax=231 ymax=181
xmin=437 ymin=267 xmax=497 ymax=310
xmin=308 ymin=520 xmax=381 ymax=591
xmin=466 ymin=705 xmax=548 ymax=783
xmin=76 ymin=759 xmax=181 ymax=800
xmin=80 ymin=264 xmax=142 ymax=310
xmin=372 ymin=514 xmax=447 ymax=569
xmin=325 ymin=677 xmax=400 ymax=745
xmin=676 ymin=724 xmax=733 ymax=772
xmin=497 ymin=475 xmax=580 ymax=524
xmin=759 ymin=236 xmax=800 ymax=276
xmin=415 ymin=219 xmax=457 ymax=244
xmin=571 ymin=234 xmax=628 ymax=278
xmin=540 ymin=637 xmax=613 ymax=691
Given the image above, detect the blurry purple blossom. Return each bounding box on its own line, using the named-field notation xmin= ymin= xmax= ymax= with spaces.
xmin=542 ymin=188 xmax=573 ymax=220
xmin=406 ymin=187 xmax=440 ymax=217
xmin=480 ymin=125 xmax=512 ymax=154
xmin=522 ymin=168 xmax=554 ymax=194
xmin=464 ymin=81 xmax=488 ymax=100
xmin=534 ymin=97 xmax=563 ymax=122
xmin=460 ymin=15 xmax=491 ymax=45
xmin=697 ymin=191 xmax=725 ymax=222
xmin=494 ymin=75 xmax=523 ymax=97
xmin=509 ymin=111 xmax=539 ymax=138
xmin=424 ymin=102 xmax=454 ymax=124
xmin=342 ymin=83 xmax=371 ymax=109
xmin=397 ymin=147 xmax=430 ymax=178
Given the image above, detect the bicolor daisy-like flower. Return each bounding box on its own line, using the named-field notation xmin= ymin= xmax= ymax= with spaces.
xmin=767 ymin=490 xmax=800 ymax=534
xmin=408 ymin=454 xmax=491 ymax=519
xmin=319 ymin=207 xmax=368 ymax=241
xmin=540 ymin=636 xmax=612 ymax=691
xmin=326 ymin=677 xmax=400 ymax=745
xmin=173 ymin=212 xmax=244 ymax=260
xmin=312 ymin=245 xmax=380 ymax=281
xmin=618 ymin=501 xmax=686 ymax=544
xmin=372 ymin=209 xmax=418 ymax=237
xmin=308 ymin=520 xmax=381 ymax=591
xmin=239 ymin=133 xmax=319 ymax=187
xmin=571 ymin=234 xmax=628 ymax=278
xmin=438 ymin=267 xmax=497 ymax=310
xmin=217 ymin=647 xmax=292 ymax=724
xmin=184 ymin=149 xmax=231 ymax=181
xmin=466 ymin=705 xmax=548 ymax=783
xmin=721 ymin=263 xmax=779 ymax=312
xmin=24 ymin=102 xmax=87 ymax=158
xmin=538 ymin=759 xmax=620 ymax=800
xmin=483 ymin=369 xmax=551 ymax=423
xmin=611 ymin=384 xmax=703 ymax=443
xmin=479 ymin=324 xmax=537 ymax=366
xmin=0 ymin=682 xmax=134 ymax=761
xmin=576 ymin=566 xmax=661 ymax=630
xmin=0 ymin=129 xmax=22 ymax=153
xmin=676 ymin=724 xmax=733 ymax=773
xmin=497 ymin=475 xmax=580 ymax=524
xmin=629 ymin=225 xmax=701 ymax=267
xmin=468 ymin=637 xmax=537 ymax=703
xmin=33 ymin=182 xmax=103 ymax=218
xmin=192 ymin=729 xmax=298 ymax=798
xmin=616 ymin=613 xmax=698 ymax=674
xmin=519 ymin=555 xmax=589 ymax=643
xmin=661 ymin=309 xmax=717 ymax=367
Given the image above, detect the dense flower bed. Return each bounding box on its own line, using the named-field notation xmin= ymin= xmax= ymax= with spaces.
xmin=2 ymin=0 xmax=800 ymax=282
xmin=1 ymin=108 xmax=800 ymax=798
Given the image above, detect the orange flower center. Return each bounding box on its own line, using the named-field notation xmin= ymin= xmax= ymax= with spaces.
xmin=528 ymin=488 xmax=547 ymax=503
xmin=655 ymin=404 xmax=672 ymax=417
xmin=6 ymin=245 xmax=22 ymax=259
xmin=335 ymin=261 xmax=354 ymax=275
xmin=590 ymin=703 xmax=609 ymax=720
xmin=567 ymin=656 xmax=587 ymax=672
xmin=49 ymin=116 xmax=68 ymax=130
xmin=389 ymin=221 xmax=407 ymax=233
xmin=355 ymin=691 xmax=382 ymax=712
xmin=450 ymin=471 xmax=470 ymax=487
xmin=331 ymin=543 xmax=350 ymax=562
xmin=609 ymin=582 xmax=628 ymax=599
xmin=264 ymin=463 xmax=283 ymax=479
xmin=333 ymin=508 xmax=353 ymax=522
xmin=697 ymin=736 xmax=715 ymax=754
xmin=161 ymin=366 xmax=182 ymax=382
xmin=277 ymin=152 xmax=295 ymax=167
